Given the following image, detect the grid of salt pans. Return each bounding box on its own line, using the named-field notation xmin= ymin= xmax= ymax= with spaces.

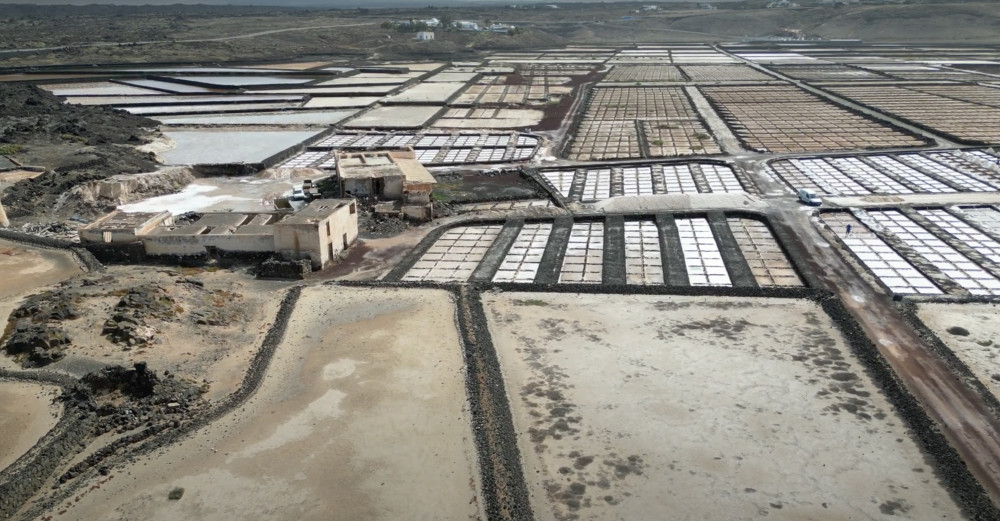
xmin=415 ymin=149 xmax=439 ymax=162
xmin=866 ymin=210 xmax=1000 ymax=295
xmin=959 ymin=206 xmax=1000 ymax=236
xmin=279 ymin=151 xmax=328 ymax=168
xmin=512 ymin=148 xmax=535 ymax=160
xmin=559 ymin=222 xmax=604 ymax=284
xmin=727 ymin=218 xmax=802 ymax=287
xmin=457 ymin=200 xmax=552 ymax=212
xmin=493 ymin=223 xmax=552 ymax=283
xmin=676 ymin=218 xmax=731 ymax=286
xmin=918 ymin=209 xmax=1000 ymax=264
xmin=541 ymin=171 xmax=574 ymax=198
xmin=828 ymin=157 xmax=912 ymax=194
xmin=969 ymin=150 xmax=1000 ymax=166
xmin=581 ymin=169 xmax=612 ymax=201
xmin=865 ymin=156 xmax=956 ymax=194
xmin=442 ymin=149 xmax=473 ymax=163
xmin=478 ymin=148 xmax=508 ymax=162
xmin=402 ymin=225 xmax=502 ymax=282
xmin=769 ymin=161 xmax=825 ymax=193
xmin=624 ymin=221 xmax=664 ymax=284
xmin=822 ymin=213 xmax=941 ymax=295
xmin=622 ymin=166 xmax=655 ymax=196
xmin=662 ymin=164 xmax=700 ymax=193
xmin=789 ymin=158 xmax=870 ymax=195
xmin=307 ymin=132 xmax=539 ymax=165
xmin=701 ymin=164 xmax=745 ymax=193
xmin=924 ymin=152 xmax=1000 ymax=188
xmin=897 ymin=155 xmax=995 ymax=192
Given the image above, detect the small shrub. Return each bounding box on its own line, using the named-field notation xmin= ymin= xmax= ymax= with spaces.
xmin=168 ymin=487 xmax=184 ymax=500
xmin=0 ymin=144 xmax=23 ymax=155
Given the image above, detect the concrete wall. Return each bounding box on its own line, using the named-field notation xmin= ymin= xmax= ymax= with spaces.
xmin=143 ymin=233 xmax=275 ymax=257
xmin=343 ymin=176 xmax=405 ymax=200
xmin=405 ymin=183 xmax=434 ymax=205
xmin=274 ymin=203 xmax=358 ymax=269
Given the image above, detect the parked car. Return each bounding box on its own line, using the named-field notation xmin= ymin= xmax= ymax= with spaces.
xmin=797 ymin=188 xmax=822 ymax=206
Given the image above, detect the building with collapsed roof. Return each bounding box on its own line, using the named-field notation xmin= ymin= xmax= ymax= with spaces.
xmin=79 ymin=199 xmax=358 ymax=269
xmin=335 ymin=148 xmax=436 ymax=221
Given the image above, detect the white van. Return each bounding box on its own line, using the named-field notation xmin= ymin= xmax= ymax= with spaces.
xmin=797 ymin=188 xmax=822 ymax=206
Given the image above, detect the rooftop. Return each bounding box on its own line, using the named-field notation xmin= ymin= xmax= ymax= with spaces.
xmin=85 ymin=210 xmax=170 ymax=231
xmin=337 ymin=149 xmax=437 ymax=185
xmin=279 ymin=199 xmax=355 ymax=226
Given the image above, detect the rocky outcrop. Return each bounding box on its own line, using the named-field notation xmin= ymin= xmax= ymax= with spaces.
xmin=61 ymin=167 xmax=194 ymax=210
xmin=101 ymin=285 xmax=177 ymax=347
xmin=2 ymin=290 xmax=78 ymax=367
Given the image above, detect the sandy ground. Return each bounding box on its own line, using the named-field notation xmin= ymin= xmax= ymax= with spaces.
xmin=0 ymin=239 xmax=81 ymax=333
xmin=4 ymin=266 xmax=291 ymax=402
xmin=917 ymin=302 xmax=1000 ymax=401
xmin=39 ymin=286 xmax=483 ymax=521
xmin=0 ymin=380 xmax=61 ymax=470
xmin=484 ymin=292 xmax=964 ymax=521
xmin=0 ymin=239 xmax=81 ymax=301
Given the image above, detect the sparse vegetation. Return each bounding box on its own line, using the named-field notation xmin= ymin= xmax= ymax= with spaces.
xmin=0 ymin=144 xmax=23 ymax=155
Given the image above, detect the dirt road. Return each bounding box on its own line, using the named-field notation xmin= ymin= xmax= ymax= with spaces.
xmin=770 ymin=203 xmax=1000 ymax=509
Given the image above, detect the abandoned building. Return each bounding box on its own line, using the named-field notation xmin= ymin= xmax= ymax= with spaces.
xmin=79 ymin=199 xmax=358 ymax=269
xmin=335 ymin=148 xmax=436 ymax=221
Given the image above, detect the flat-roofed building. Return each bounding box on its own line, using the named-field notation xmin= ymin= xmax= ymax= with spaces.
xmin=80 ymin=199 xmax=358 ymax=270
xmin=335 ymin=148 xmax=436 ymax=221
xmin=79 ymin=210 xmax=172 ymax=243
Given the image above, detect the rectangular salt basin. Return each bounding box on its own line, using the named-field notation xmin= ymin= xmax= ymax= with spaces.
xmin=303 ymin=97 xmax=380 ymax=109
xmin=63 ymin=95 xmax=304 ymax=106
xmin=125 ymin=102 xmax=302 ymax=116
xmin=119 ymin=79 xmax=217 ymax=93
xmin=156 ymin=109 xmax=358 ymax=126
xmin=160 ymin=129 xmax=322 ymax=165
xmin=343 ymin=105 xmax=442 ymax=129
xmin=383 ymin=82 xmax=467 ymax=104
xmin=43 ymin=81 xmax=164 ymax=97
xmin=167 ymin=75 xmax=316 ymax=87
xmin=485 ymin=293 xmax=963 ymax=521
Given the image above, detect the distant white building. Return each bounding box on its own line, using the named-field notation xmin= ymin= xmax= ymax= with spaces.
xmin=416 ymin=31 xmax=435 ymax=40
xmin=487 ymin=23 xmax=515 ymax=33
xmin=453 ymin=20 xmax=480 ymax=31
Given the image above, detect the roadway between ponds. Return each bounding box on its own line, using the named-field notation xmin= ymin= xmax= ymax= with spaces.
xmin=771 ymin=202 xmax=1000 ymax=511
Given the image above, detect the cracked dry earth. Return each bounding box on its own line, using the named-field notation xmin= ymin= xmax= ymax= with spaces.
xmin=484 ymin=292 xmax=963 ymax=521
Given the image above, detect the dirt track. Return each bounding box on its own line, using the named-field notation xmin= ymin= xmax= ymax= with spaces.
xmin=771 ymin=204 xmax=1000 ymax=512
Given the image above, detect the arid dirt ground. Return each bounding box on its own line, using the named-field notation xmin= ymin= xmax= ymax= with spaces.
xmin=484 ymin=292 xmax=964 ymax=520
xmin=0 ymin=265 xmax=291 ymax=402
xmin=0 ymin=239 xmax=81 ymax=301
xmin=0 ymin=381 xmax=60 ymax=471
xmin=38 ymin=286 xmax=483 ymax=521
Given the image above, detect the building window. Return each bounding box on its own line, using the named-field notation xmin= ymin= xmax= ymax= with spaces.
xmin=326 ymin=221 xmax=331 ymax=237
xmin=349 ymin=202 xmax=356 ymax=215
